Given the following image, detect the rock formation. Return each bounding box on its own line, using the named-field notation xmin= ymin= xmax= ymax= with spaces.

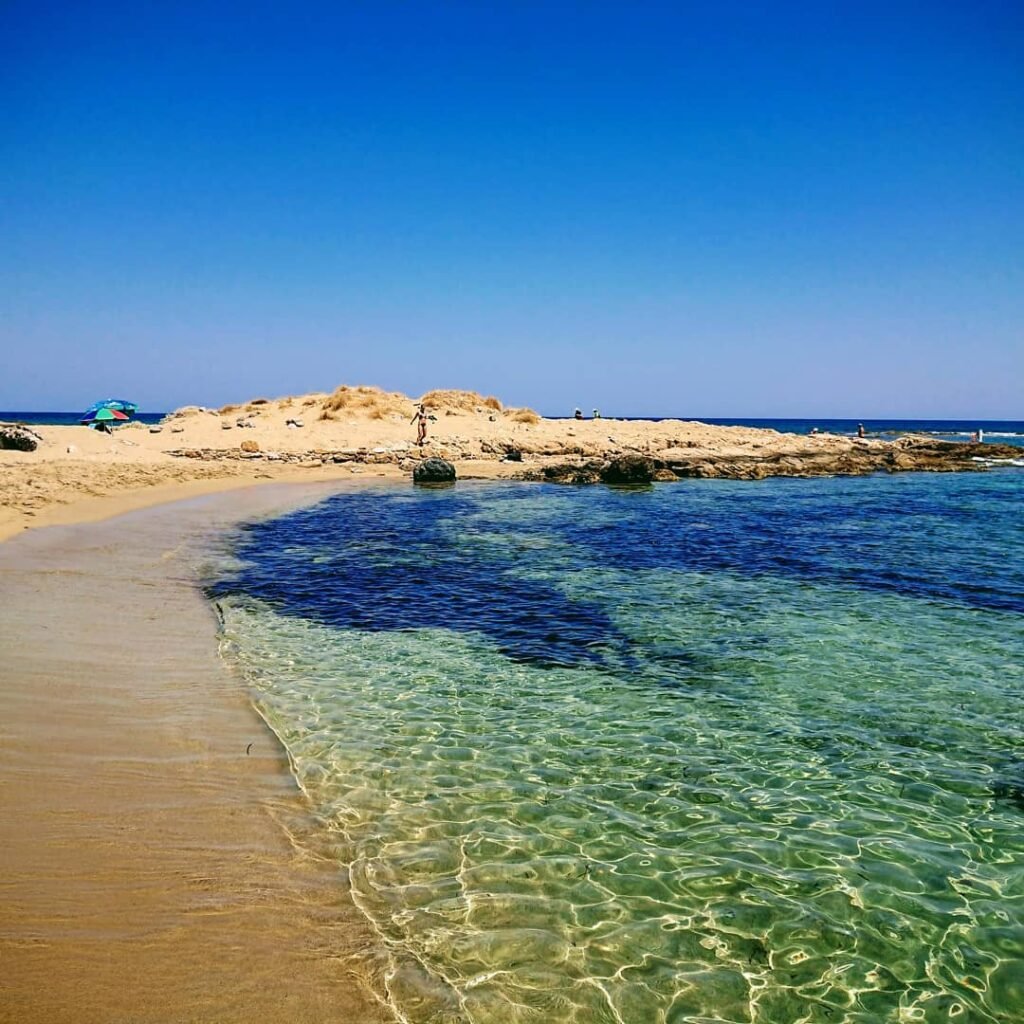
xmin=601 ymin=454 xmax=656 ymax=484
xmin=413 ymin=457 xmax=457 ymax=483
xmin=0 ymin=424 xmax=41 ymax=452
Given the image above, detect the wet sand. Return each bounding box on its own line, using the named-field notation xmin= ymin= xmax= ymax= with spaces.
xmin=0 ymin=483 xmax=395 ymax=1023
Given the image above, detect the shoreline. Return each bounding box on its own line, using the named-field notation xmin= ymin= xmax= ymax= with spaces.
xmin=0 ymin=460 xmax=409 ymax=545
xmin=0 ymin=484 xmax=398 ymax=1023
xmin=3 ymin=430 xmax=1016 ymax=548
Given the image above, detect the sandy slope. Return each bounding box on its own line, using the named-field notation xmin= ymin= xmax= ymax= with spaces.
xmin=0 ymin=487 xmax=393 ymax=1023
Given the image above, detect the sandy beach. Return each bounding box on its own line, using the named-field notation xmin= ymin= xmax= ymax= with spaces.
xmin=0 ymin=484 xmax=397 ymax=1023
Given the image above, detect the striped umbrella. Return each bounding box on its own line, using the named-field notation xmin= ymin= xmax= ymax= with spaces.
xmin=80 ymin=407 xmax=131 ymax=426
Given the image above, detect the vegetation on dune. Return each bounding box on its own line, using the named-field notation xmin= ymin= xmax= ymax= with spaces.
xmin=419 ymin=389 xmax=507 ymax=413
xmin=319 ymin=385 xmax=414 ymax=421
xmin=507 ymin=407 xmax=541 ymax=424
xmin=180 ymin=387 xmax=521 ymax=422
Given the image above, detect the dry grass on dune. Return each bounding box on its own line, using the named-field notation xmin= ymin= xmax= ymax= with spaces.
xmin=318 ymin=385 xmax=414 ymax=421
xmin=420 ymin=389 xmax=504 ymax=413
xmin=182 ymin=387 xmax=522 ymax=423
xmin=505 ymin=407 xmax=541 ymax=425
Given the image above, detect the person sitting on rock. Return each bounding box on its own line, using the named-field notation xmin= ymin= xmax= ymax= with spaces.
xmin=412 ymin=404 xmax=429 ymax=445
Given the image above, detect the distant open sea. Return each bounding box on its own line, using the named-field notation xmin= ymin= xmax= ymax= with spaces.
xmin=0 ymin=410 xmax=165 ymax=427
xmin=3 ymin=412 xmax=1024 ymax=446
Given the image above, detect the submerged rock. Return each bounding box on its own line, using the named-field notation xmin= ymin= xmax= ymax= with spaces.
xmin=601 ymin=454 xmax=657 ymax=484
xmin=528 ymin=462 xmax=603 ymax=485
xmin=413 ymin=457 xmax=457 ymax=483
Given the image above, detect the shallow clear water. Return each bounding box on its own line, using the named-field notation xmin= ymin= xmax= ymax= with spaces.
xmin=207 ymin=473 xmax=1024 ymax=1023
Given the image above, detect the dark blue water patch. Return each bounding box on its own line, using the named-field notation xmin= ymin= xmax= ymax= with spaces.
xmin=548 ymin=473 xmax=1024 ymax=614
xmin=209 ymin=472 xmax=1023 ymax=676
xmin=208 ymin=490 xmax=630 ymax=669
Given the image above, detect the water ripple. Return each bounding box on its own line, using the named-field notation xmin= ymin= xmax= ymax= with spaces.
xmin=208 ymin=476 xmax=1024 ymax=1023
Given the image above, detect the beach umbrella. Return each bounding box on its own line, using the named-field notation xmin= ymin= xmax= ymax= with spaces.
xmin=83 ymin=398 xmax=137 ymax=416
xmin=80 ymin=407 xmax=130 ymax=426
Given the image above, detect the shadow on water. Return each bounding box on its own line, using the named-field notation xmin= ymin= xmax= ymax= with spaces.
xmin=207 ymin=489 xmax=630 ymax=669
xmin=206 ymin=477 xmax=1024 ymax=1021
xmin=547 ymin=475 xmax=1024 ymax=614
xmin=208 ymin=475 xmax=1024 ymax=671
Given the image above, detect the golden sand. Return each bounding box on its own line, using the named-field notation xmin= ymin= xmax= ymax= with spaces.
xmin=0 ymin=485 xmax=396 ymax=1023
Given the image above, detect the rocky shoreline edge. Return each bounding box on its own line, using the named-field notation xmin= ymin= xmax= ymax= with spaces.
xmin=161 ymin=435 xmax=1021 ymax=483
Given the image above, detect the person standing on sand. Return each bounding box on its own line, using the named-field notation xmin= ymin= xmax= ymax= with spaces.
xmin=857 ymin=423 xmax=866 ymax=438
xmin=412 ymin=404 xmax=428 ymax=445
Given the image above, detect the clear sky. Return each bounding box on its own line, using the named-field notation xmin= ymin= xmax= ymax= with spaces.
xmin=2 ymin=1 xmax=1021 ymax=417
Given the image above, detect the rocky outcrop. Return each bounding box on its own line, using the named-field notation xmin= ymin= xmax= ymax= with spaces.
xmin=528 ymin=462 xmax=604 ymax=485
xmin=657 ymin=438 xmax=1022 ymax=480
xmin=164 ymin=436 xmax=1022 ymax=483
xmin=413 ymin=457 xmax=457 ymax=483
xmin=513 ymin=437 xmax=1022 ymax=485
xmin=601 ymin=454 xmax=656 ymax=484
xmin=0 ymin=424 xmax=41 ymax=452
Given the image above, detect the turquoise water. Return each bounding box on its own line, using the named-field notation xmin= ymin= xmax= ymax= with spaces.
xmin=207 ymin=472 xmax=1024 ymax=1023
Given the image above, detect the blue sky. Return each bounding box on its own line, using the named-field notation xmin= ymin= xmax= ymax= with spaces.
xmin=2 ymin=2 xmax=1021 ymax=416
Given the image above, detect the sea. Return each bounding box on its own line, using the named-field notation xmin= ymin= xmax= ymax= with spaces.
xmin=202 ymin=464 xmax=1024 ymax=1023
xmin=0 ymin=410 xmax=165 ymax=427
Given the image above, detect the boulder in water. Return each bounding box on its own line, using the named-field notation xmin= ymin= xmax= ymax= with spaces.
xmin=536 ymin=462 xmax=602 ymax=484
xmin=601 ymin=454 xmax=656 ymax=484
xmin=413 ymin=457 xmax=456 ymax=484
